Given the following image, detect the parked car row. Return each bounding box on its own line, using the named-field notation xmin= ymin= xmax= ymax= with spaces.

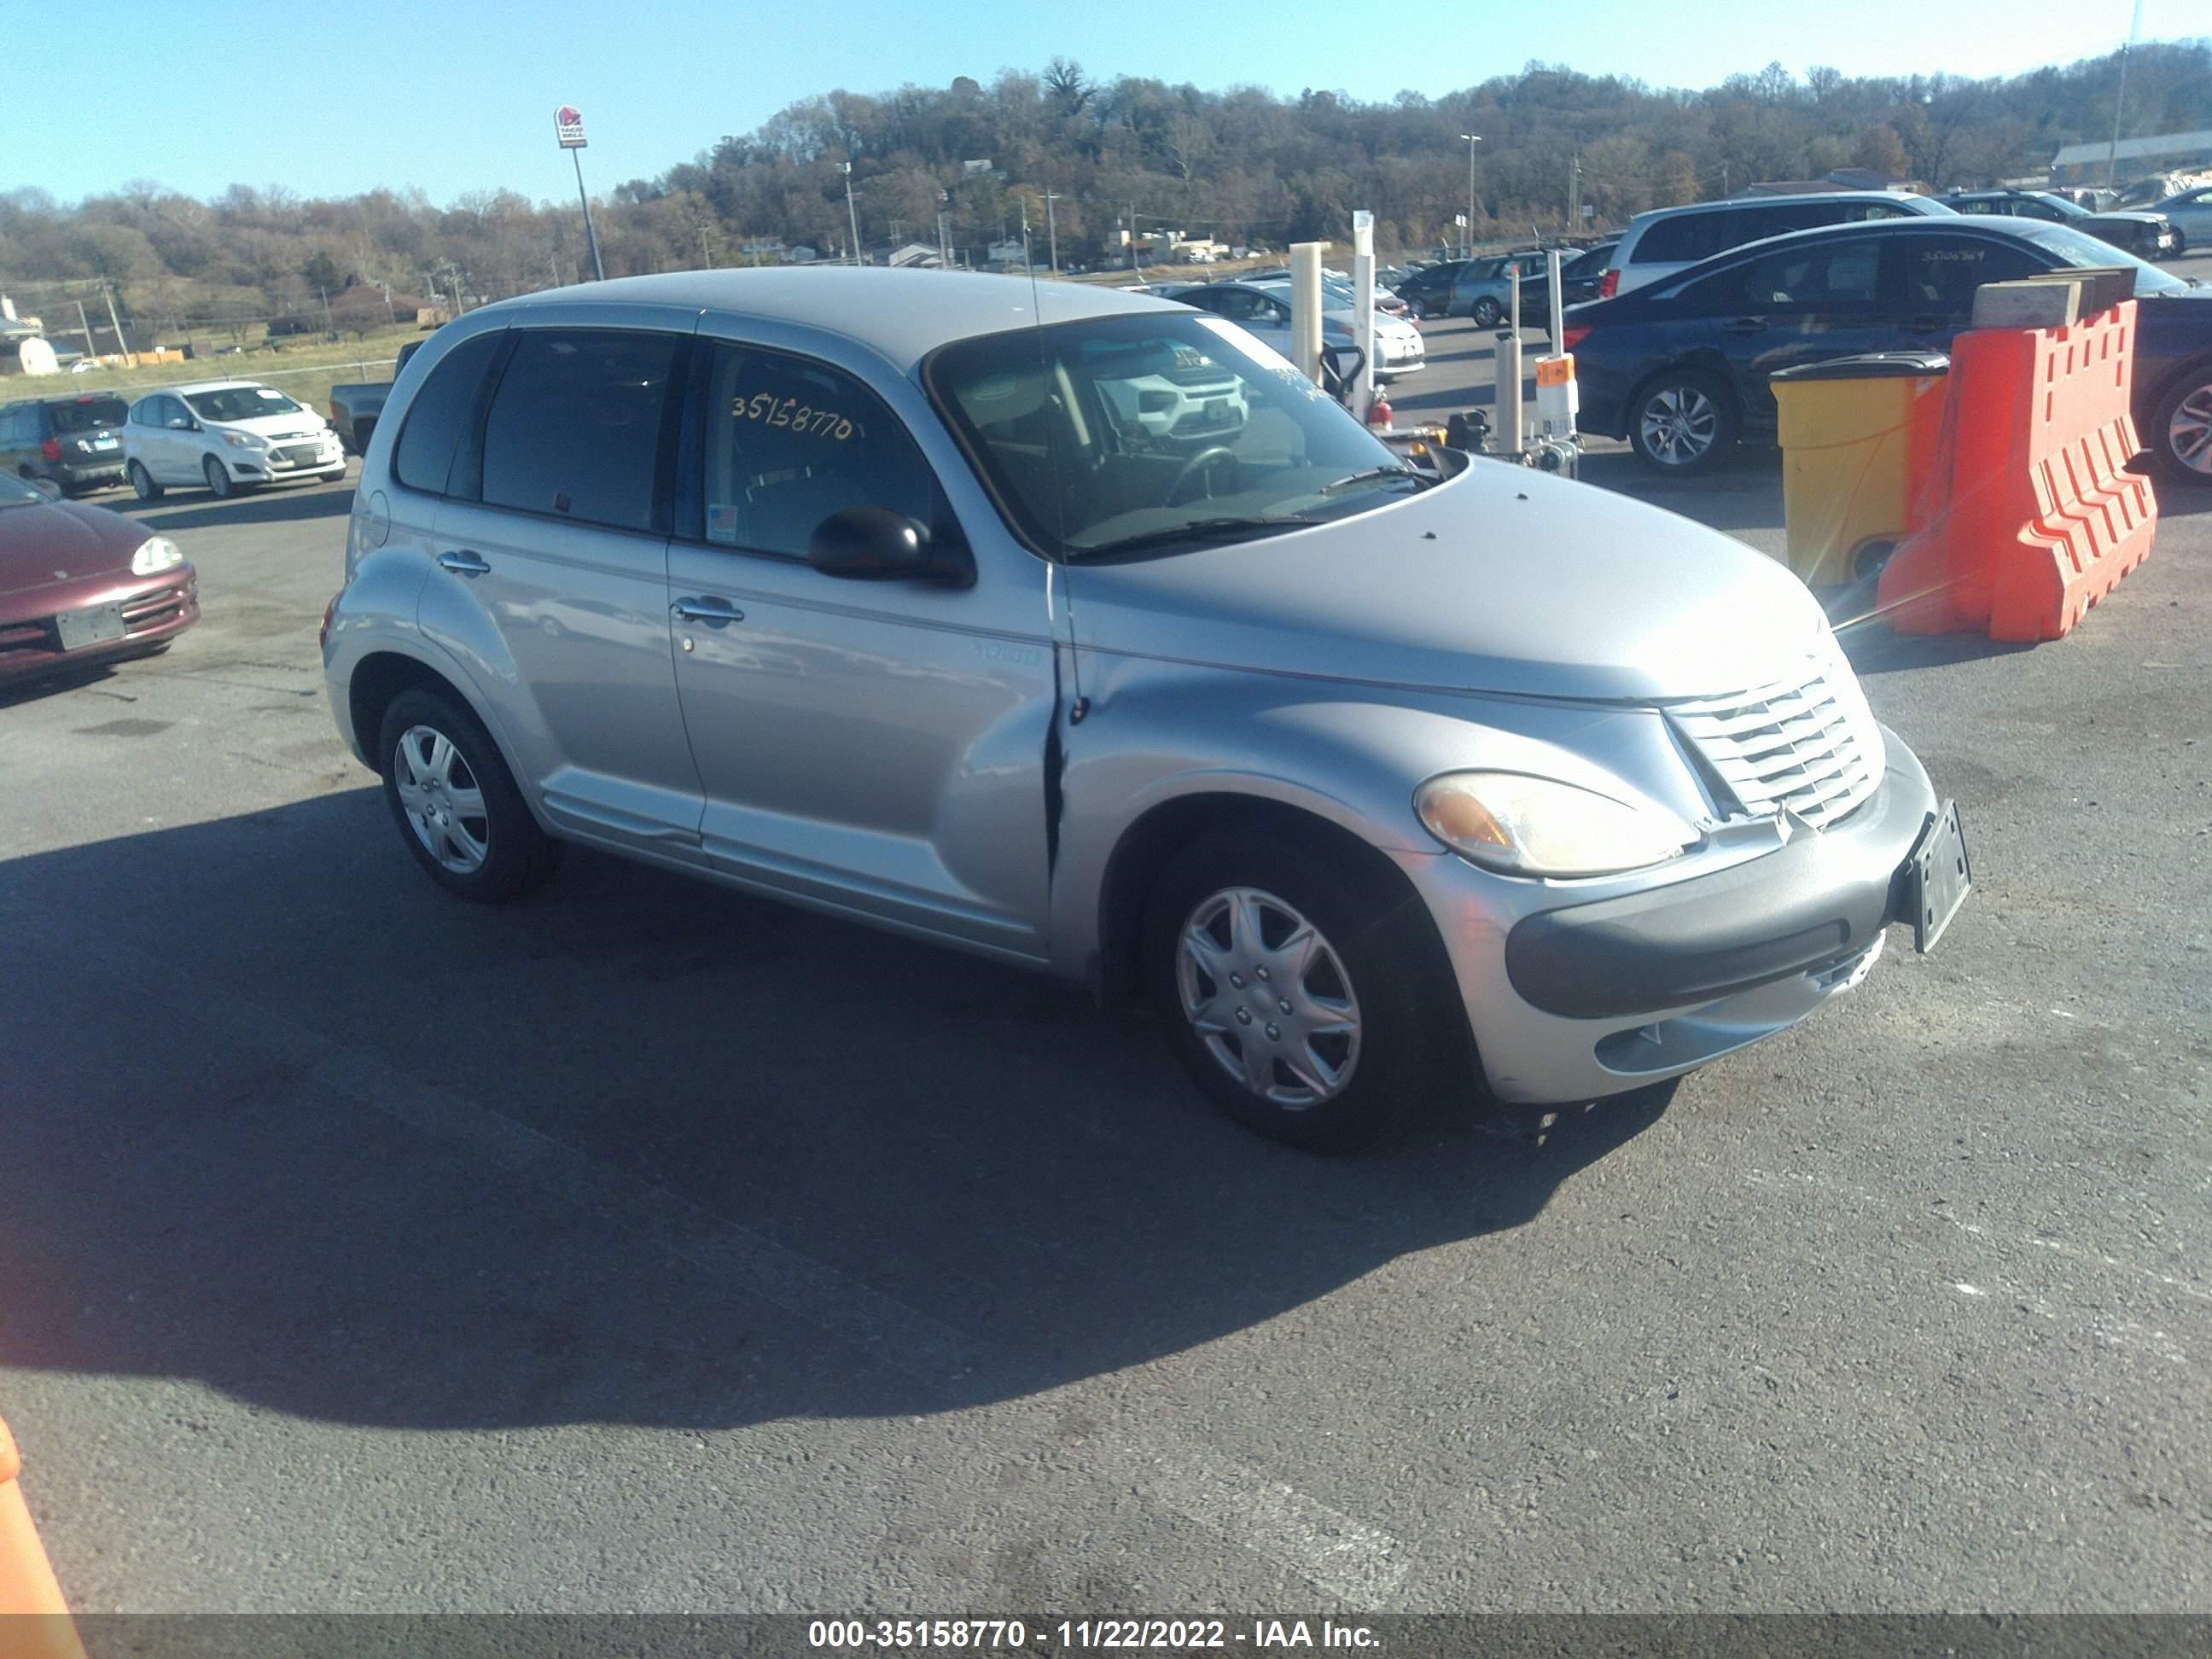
xmin=1158 ymin=279 xmax=1427 ymax=381
xmin=1562 ymin=216 xmax=2212 ymax=485
xmin=2 ymin=381 xmax=348 ymax=504
xmin=1937 ymin=189 xmax=2185 ymax=259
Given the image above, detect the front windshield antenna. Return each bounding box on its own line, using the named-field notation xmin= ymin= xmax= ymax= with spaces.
xmin=1025 ymin=197 xmax=1086 ymax=719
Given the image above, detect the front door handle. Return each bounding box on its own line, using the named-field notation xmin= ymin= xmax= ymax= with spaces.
xmin=437 ymin=550 xmax=491 ymax=577
xmin=672 ymin=597 xmax=744 ymax=626
xmin=1723 ymin=316 xmax=1767 ymax=335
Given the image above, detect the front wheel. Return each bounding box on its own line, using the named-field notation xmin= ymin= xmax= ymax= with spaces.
xmin=202 ymin=455 xmax=237 ymax=498
xmin=1628 ymin=369 xmax=1738 ymax=475
xmin=1470 ymin=297 xmax=1502 ymax=329
xmin=2148 ymin=365 xmax=2212 ymax=486
xmin=376 ymin=687 xmax=564 ymax=902
xmin=127 ymin=460 xmax=163 ymax=502
xmin=1144 ymin=830 xmax=1453 ymax=1153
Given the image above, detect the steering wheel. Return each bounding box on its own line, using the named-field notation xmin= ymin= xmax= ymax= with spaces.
xmin=1164 ymin=445 xmax=1237 ymax=505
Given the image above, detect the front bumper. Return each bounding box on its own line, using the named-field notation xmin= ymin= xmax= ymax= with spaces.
xmin=223 ymin=438 xmax=345 ymax=480
xmin=0 ymin=571 xmax=200 ymax=684
xmin=1405 ymin=723 xmax=1942 ymax=1104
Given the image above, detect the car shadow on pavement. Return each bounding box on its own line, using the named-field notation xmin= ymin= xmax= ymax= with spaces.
xmin=118 ymin=485 xmax=352 ymax=535
xmin=0 ymin=789 xmax=1674 ymax=1433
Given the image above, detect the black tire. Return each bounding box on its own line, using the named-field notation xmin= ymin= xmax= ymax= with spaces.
xmin=375 ymin=686 xmax=563 ymax=903
xmin=1627 ymin=367 xmax=1739 ymax=476
xmin=2145 ymin=364 xmax=2212 ymax=488
xmin=127 ymin=460 xmax=163 ymax=502
xmin=1470 ymin=297 xmax=1502 ymax=329
xmin=202 ymin=454 xmax=236 ymax=498
xmin=1142 ymin=828 xmax=1454 ymax=1154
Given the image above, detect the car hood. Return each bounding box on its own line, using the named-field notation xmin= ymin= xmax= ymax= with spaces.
xmin=1066 ymin=464 xmax=1831 ymax=701
xmin=207 ymin=411 xmax=328 ymax=439
xmin=0 ymin=499 xmax=143 ymax=599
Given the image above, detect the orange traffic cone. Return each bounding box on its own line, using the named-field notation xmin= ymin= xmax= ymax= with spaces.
xmin=0 ymin=1417 xmax=84 ymax=1659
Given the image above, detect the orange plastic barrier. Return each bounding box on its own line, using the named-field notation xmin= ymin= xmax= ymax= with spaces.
xmin=1877 ymin=300 xmax=2157 ymax=642
xmin=0 ymin=1418 xmax=84 ymax=1659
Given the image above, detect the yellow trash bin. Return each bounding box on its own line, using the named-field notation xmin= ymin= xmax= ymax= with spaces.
xmin=1770 ymin=352 xmax=1950 ymax=589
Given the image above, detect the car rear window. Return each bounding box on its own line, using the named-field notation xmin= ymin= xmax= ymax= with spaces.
xmin=479 ymin=329 xmax=680 ymax=533
xmin=49 ymin=397 xmax=128 ymax=434
xmin=393 ymin=331 xmax=505 ymax=496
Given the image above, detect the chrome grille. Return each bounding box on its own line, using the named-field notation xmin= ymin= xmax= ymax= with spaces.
xmin=1666 ymin=639 xmax=1883 ymax=829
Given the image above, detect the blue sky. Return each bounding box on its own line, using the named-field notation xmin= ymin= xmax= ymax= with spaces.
xmin=10 ymin=0 xmax=2203 ymax=207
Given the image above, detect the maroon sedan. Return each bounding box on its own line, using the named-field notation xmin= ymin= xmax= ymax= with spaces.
xmin=0 ymin=472 xmax=197 ymax=686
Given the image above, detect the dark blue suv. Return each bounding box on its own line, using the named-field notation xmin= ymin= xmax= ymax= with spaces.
xmin=1564 ymin=217 xmax=2212 ymax=485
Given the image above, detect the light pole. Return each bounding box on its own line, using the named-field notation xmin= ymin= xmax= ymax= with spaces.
xmin=2105 ymin=0 xmax=2145 ymax=188
xmin=841 ymin=162 xmax=863 ymax=265
xmin=1460 ymin=133 xmax=1482 ymax=253
xmin=1044 ymin=191 xmax=1061 ymax=275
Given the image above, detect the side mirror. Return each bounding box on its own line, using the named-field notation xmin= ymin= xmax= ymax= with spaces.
xmin=806 ymin=507 xmax=974 ymax=587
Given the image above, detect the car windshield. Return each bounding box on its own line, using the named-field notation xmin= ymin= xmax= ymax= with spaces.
xmin=925 ymin=311 xmax=1414 ymax=561
xmin=0 ymin=472 xmax=46 ymax=508
xmin=184 ymin=386 xmax=303 ymax=422
xmin=49 ymin=398 xmax=129 ymax=434
xmin=2020 ymin=224 xmax=2192 ymax=294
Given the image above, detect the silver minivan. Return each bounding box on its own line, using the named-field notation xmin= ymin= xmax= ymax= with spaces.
xmin=323 ymin=269 xmax=1969 ymax=1151
xmin=1604 ymin=192 xmax=1955 ymax=296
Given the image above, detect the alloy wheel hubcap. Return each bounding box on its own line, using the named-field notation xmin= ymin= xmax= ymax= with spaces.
xmin=393 ymin=725 xmax=490 ymax=874
xmin=2170 ymin=384 xmax=2212 ymax=476
xmin=1641 ymin=386 xmax=1718 ymax=464
xmin=1176 ymin=886 xmax=1361 ymax=1109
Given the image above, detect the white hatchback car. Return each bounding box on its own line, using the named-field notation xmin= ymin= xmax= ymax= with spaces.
xmin=124 ymin=380 xmax=346 ymax=500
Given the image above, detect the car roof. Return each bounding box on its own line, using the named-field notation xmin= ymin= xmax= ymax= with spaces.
xmin=488 ymin=268 xmax=1183 ymax=372
xmin=1634 ymin=212 xmax=2055 ymax=284
xmin=1625 ymin=191 xmax=1934 ymax=228
xmin=141 ymin=379 xmax=284 ymax=399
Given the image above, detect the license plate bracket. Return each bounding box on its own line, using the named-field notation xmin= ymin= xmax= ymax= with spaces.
xmin=55 ymin=601 xmax=127 ymax=651
xmin=1906 ymin=799 xmax=1972 ymax=952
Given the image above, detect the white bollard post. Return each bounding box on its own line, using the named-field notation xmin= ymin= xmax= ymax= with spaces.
xmin=1350 ymin=210 xmax=1375 ymax=422
xmin=1289 ymin=242 xmax=1324 ymax=386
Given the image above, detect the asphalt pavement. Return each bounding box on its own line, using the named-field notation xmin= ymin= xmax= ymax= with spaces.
xmin=2 ymin=300 xmax=2209 ymax=1616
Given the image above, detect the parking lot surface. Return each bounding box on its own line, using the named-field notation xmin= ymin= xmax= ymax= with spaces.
xmin=3 ymin=291 xmax=2209 ymax=1613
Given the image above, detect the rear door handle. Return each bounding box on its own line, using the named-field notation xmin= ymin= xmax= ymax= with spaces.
xmin=1723 ymin=317 xmax=1767 ymax=335
xmin=437 ymin=550 xmax=491 ymax=577
xmin=673 ymin=597 xmax=744 ymax=626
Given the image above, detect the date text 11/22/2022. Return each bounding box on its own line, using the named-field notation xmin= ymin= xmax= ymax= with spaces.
xmin=806 ymin=1618 xmax=1382 ymax=1650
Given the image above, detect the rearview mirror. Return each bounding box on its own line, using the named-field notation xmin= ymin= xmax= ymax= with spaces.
xmin=806 ymin=507 xmax=974 ymax=587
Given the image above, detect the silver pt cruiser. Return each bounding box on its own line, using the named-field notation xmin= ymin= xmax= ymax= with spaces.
xmin=323 ymin=270 xmax=1970 ymax=1151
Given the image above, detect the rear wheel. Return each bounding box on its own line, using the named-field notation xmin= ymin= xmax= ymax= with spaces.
xmin=1627 ymin=369 xmax=1738 ymax=475
xmin=127 ymin=460 xmax=162 ymax=502
xmin=1144 ymin=829 xmax=1453 ymax=1153
xmin=376 ymin=686 xmax=563 ymax=902
xmin=202 ymin=455 xmax=236 ymax=498
xmin=1470 ymin=297 xmax=1502 ymax=329
xmin=2148 ymin=366 xmax=2212 ymax=487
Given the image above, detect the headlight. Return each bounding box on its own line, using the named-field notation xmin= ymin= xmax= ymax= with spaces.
xmin=1414 ymin=771 xmax=1697 ymax=877
xmin=130 ymin=536 xmax=184 ymax=576
xmin=220 ymin=430 xmax=262 ymax=449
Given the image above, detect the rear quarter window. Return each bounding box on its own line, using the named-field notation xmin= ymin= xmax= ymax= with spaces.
xmin=393 ymin=330 xmax=506 ymax=497
xmin=1631 ymin=212 xmax=1724 ymax=265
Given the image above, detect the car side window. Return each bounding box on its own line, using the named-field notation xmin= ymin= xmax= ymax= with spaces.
xmin=1896 ymin=236 xmax=2047 ymax=314
xmin=1954 ymin=200 xmax=1995 ymax=215
xmin=1633 ymin=212 xmax=1720 ymax=265
xmin=478 ymin=329 xmax=678 ymax=532
xmin=392 ymin=330 xmax=506 ymax=498
xmin=696 ymin=341 xmax=949 ymax=562
xmin=1678 ymin=238 xmax=1883 ymax=313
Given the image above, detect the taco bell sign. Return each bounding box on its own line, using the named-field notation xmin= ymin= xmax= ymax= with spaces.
xmin=555 ymin=106 xmax=587 ymax=148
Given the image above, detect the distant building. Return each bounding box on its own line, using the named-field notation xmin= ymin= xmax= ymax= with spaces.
xmin=783 ymin=245 xmax=818 ymax=264
xmin=1738 ymin=169 xmax=1920 ymax=197
xmin=987 ymin=238 xmax=1027 ymax=265
xmin=884 ymin=242 xmax=944 ymax=269
xmin=2052 ymin=129 xmax=2212 ymax=183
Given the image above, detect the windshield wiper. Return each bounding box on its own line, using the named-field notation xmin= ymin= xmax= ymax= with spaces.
xmin=1318 ymin=464 xmax=1426 ymax=494
xmin=1068 ymin=515 xmax=1323 ymax=558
